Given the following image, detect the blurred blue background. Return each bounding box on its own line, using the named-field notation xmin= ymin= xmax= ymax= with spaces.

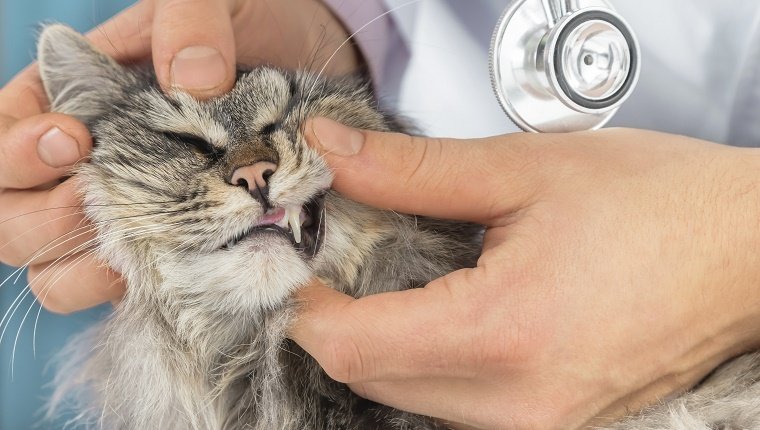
xmin=1 ymin=1 xmax=134 ymax=428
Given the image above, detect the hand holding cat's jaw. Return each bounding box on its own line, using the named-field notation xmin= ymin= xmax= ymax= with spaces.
xmin=0 ymin=63 xmax=129 ymax=315
xmin=296 ymin=119 xmax=760 ymax=429
xmin=303 ymin=117 xmax=542 ymax=225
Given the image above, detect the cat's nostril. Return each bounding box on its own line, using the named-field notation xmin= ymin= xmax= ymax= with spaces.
xmin=235 ymin=177 xmax=250 ymax=189
xmin=230 ymin=161 xmax=278 ymax=206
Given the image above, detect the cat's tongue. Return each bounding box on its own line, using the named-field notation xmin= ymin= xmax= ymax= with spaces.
xmin=257 ymin=208 xmax=286 ymax=225
xmin=256 ymin=206 xmax=305 ymax=244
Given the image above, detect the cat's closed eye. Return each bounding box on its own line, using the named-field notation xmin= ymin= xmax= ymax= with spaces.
xmin=163 ymin=131 xmax=220 ymax=158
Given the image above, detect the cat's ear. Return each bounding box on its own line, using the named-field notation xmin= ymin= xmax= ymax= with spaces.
xmin=37 ymin=24 xmax=132 ymax=123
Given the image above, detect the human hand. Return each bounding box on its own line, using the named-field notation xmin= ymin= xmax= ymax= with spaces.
xmin=1 ymin=0 xmax=359 ymax=314
xmin=120 ymin=0 xmax=362 ymax=98
xmin=289 ymin=118 xmax=760 ymax=429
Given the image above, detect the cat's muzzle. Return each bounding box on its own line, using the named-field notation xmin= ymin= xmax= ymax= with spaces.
xmin=221 ymin=192 xmax=326 ymax=258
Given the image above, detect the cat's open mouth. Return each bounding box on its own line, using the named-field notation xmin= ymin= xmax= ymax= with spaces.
xmin=221 ymin=192 xmax=326 ymax=257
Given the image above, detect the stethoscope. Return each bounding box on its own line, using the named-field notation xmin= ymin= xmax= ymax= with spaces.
xmin=490 ymin=0 xmax=641 ymax=132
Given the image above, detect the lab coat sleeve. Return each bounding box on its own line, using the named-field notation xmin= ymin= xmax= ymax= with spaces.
xmin=321 ymin=0 xmax=406 ymax=91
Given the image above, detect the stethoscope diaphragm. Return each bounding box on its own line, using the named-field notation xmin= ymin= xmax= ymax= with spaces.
xmin=490 ymin=0 xmax=641 ymax=132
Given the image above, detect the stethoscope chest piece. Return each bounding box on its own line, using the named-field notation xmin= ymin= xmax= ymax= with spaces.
xmin=490 ymin=0 xmax=641 ymax=132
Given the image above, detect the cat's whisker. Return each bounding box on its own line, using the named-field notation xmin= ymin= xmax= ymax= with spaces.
xmin=12 ymin=246 xmax=107 ymax=375
xmin=30 ymin=221 xmax=181 ymax=296
xmin=0 ymin=211 xmax=88 ymax=254
xmin=0 ymin=221 xmax=175 ymax=352
xmin=0 ymin=200 xmax=185 ymax=227
xmin=25 ymin=223 xmax=184 ymax=360
xmin=0 ymin=230 xmax=107 ymax=340
xmin=1 ymin=212 xmax=161 ymax=277
xmin=0 ymin=210 xmax=191 ymax=293
xmin=0 ymin=281 xmax=35 ymax=361
xmin=315 ymin=204 xmax=327 ymax=258
xmin=0 ymin=223 xmax=167 ymax=351
xmin=0 ymin=220 xmax=99 ymax=282
xmin=302 ymin=0 xmax=423 ymax=119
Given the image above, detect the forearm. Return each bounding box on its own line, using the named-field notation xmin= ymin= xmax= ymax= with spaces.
xmin=718 ymin=147 xmax=760 ymax=349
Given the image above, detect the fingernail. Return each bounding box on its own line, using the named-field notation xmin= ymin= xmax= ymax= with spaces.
xmin=171 ymin=46 xmax=226 ymax=91
xmin=37 ymin=127 xmax=81 ymax=168
xmin=309 ymin=117 xmax=365 ymax=156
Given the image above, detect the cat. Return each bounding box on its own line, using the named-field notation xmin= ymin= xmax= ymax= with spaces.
xmin=36 ymin=24 xmax=480 ymax=430
xmin=34 ymin=24 xmax=760 ymax=430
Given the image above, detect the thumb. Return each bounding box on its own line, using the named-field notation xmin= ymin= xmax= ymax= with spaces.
xmin=289 ymin=271 xmax=483 ymax=384
xmin=0 ymin=113 xmax=92 ymax=189
xmin=151 ymin=0 xmax=237 ymax=99
xmin=304 ymin=117 xmax=546 ymax=224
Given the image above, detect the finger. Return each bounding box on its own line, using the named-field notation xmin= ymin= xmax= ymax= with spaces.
xmin=0 ymin=179 xmax=92 ymax=268
xmin=289 ymin=272 xmax=491 ymax=384
xmin=0 ymin=114 xmax=92 ymax=188
xmin=304 ymin=117 xmax=547 ymax=224
xmin=0 ymin=66 xmax=50 ymax=118
xmin=85 ymin=1 xmax=154 ymax=62
xmin=27 ymin=252 xmax=125 ymax=315
xmin=151 ymin=0 xmax=237 ymax=98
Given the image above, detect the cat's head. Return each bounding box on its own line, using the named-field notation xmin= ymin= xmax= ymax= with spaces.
xmin=37 ymin=25 xmax=396 ymax=314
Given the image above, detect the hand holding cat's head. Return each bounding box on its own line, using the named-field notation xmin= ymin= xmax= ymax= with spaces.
xmin=36 ymin=25 xmax=391 ymax=315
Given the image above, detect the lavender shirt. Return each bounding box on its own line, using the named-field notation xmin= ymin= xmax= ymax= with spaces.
xmin=322 ymin=0 xmax=406 ymax=99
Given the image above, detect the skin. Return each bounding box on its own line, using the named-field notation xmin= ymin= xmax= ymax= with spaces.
xmin=3 ymin=1 xmax=760 ymax=428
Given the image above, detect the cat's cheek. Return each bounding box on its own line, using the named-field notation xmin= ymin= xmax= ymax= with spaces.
xmin=159 ymin=239 xmax=312 ymax=313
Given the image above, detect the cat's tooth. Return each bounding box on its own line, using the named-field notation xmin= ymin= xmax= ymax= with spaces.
xmin=288 ymin=207 xmax=302 ymax=244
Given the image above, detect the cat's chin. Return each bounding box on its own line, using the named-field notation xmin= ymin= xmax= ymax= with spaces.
xmin=158 ymin=238 xmax=313 ymax=313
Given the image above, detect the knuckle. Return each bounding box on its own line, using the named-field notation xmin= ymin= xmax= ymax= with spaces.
xmin=156 ymin=0 xmax=221 ymax=16
xmin=0 ymin=248 xmax=25 ymax=268
xmin=42 ymin=213 xmax=82 ymax=248
xmin=26 ymin=266 xmax=73 ymax=315
xmin=42 ymin=184 xmax=88 ymax=252
xmin=348 ymin=382 xmax=371 ymax=400
xmin=402 ymin=135 xmax=445 ymax=188
xmin=320 ymin=334 xmax=369 ymax=384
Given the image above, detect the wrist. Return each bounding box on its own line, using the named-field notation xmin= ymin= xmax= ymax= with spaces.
xmin=720 ymin=147 xmax=760 ymax=348
xmin=586 ymin=142 xmax=760 ymax=428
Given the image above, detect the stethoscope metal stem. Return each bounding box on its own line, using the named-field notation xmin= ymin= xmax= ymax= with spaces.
xmin=542 ymin=0 xmax=578 ymax=26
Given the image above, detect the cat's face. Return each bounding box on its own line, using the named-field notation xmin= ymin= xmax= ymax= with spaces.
xmin=38 ymin=25 xmax=395 ymax=313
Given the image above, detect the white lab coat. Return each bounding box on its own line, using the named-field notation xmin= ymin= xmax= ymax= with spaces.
xmin=372 ymin=0 xmax=760 ymax=145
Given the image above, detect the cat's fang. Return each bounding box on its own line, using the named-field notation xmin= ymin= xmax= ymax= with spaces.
xmin=288 ymin=207 xmax=302 ymax=244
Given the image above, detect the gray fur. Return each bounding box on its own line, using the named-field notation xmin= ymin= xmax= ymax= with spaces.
xmin=36 ymin=24 xmax=760 ymax=430
xmin=38 ymin=25 xmax=474 ymax=430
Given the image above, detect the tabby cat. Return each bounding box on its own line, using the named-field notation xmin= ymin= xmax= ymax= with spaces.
xmin=38 ymin=24 xmax=479 ymax=430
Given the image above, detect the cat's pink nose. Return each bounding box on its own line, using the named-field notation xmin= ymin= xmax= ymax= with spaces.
xmin=230 ymin=161 xmax=277 ymax=206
